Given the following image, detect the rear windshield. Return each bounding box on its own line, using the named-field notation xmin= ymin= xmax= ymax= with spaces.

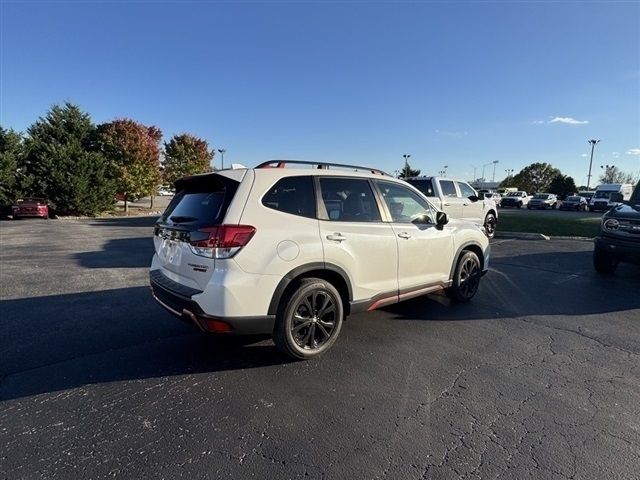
xmin=159 ymin=174 xmax=239 ymax=227
xmin=533 ymin=194 xmax=550 ymax=199
xmin=566 ymin=196 xmax=581 ymax=201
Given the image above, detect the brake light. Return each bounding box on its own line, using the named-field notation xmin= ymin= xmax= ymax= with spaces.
xmin=188 ymin=225 xmax=256 ymax=259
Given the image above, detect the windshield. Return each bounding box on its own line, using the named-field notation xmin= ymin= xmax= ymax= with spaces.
xmin=594 ymin=191 xmax=612 ymax=199
xmin=566 ymin=196 xmax=581 ymax=202
xmin=533 ymin=194 xmax=550 ymax=199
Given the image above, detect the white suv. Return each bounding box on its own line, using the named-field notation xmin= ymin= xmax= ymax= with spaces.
xmin=150 ymin=161 xmax=490 ymax=359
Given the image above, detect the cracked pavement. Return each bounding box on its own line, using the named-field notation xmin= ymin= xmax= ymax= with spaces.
xmin=1 ymin=218 xmax=639 ymax=479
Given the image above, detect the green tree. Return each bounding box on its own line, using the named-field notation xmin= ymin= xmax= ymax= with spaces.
xmin=510 ymin=162 xmax=561 ymax=193
xmin=398 ymin=163 xmax=420 ymax=179
xmin=20 ymin=103 xmax=115 ymax=216
xmin=499 ymin=175 xmax=518 ymax=188
xmin=97 ymin=119 xmax=162 ymax=211
xmin=163 ymin=133 xmax=214 ymax=185
xmin=0 ymin=127 xmax=23 ymax=211
xmin=548 ymin=174 xmax=577 ymax=199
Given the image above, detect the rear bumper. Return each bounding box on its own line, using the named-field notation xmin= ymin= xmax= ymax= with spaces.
xmin=150 ymin=270 xmax=275 ymax=335
xmin=594 ymin=235 xmax=640 ymax=265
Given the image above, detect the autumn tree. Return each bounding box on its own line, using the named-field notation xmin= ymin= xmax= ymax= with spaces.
xmin=20 ymin=103 xmax=115 ymax=216
xmin=0 ymin=127 xmax=23 ymax=212
xmin=510 ymin=162 xmax=561 ymax=193
xmin=598 ymin=165 xmax=636 ymax=184
xmin=97 ymin=119 xmax=162 ymax=211
xmin=163 ymin=133 xmax=214 ymax=185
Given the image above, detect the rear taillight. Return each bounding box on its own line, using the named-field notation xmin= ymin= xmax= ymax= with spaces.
xmin=188 ymin=225 xmax=256 ymax=259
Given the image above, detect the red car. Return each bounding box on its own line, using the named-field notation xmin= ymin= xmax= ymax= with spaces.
xmin=12 ymin=198 xmax=49 ymax=219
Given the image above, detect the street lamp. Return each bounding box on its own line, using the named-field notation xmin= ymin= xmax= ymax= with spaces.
xmin=505 ymin=169 xmax=514 ymax=177
xmin=402 ymin=154 xmax=411 ymax=177
xmin=218 ymin=148 xmax=226 ymax=170
xmin=586 ymin=139 xmax=600 ymax=190
xmin=600 ymin=164 xmax=614 ymax=183
xmin=481 ymin=162 xmax=493 ymax=188
xmin=443 ymin=165 xmax=449 ymax=177
xmin=492 ymin=160 xmax=499 ymax=182
xmin=438 ymin=170 xmax=446 ymax=176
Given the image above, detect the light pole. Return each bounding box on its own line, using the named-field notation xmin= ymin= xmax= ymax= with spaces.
xmin=218 ymin=148 xmax=226 ymax=170
xmin=472 ymin=165 xmax=478 ymax=182
xmin=438 ymin=170 xmax=446 ymax=176
xmin=586 ymin=139 xmax=600 ymax=190
xmin=443 ymin=165 xmax=449 ymax=177
xmin=402 ymin=154 xmax=411 ymax=177
xmin=600 ymin=164 xmax=614 ymax=183
xmin=492 ymin=160 xmax=499 ymax=182
xmin=481 ymin=162 xmax=492 ymax=189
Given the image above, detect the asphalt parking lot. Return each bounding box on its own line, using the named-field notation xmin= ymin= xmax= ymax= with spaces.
xmin=1 ymin=218 xmax=639 ymax=479
xmin=498 ymin=206 xmax=602 ymax=219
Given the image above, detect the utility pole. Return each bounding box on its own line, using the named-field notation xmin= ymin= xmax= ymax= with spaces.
xmin=218 ymin=148 xmax=226 ymax=170
xmin=472 ymin=165 xmax=477 ymax=182
xmin=586 ymin=139 xmax=600 ymax=190
xmin=481 ymin=162 xmax=492 ymax=189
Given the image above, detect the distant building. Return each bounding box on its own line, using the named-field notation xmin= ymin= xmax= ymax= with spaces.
xmin=470 ymin=180 xmax=500 ymax=191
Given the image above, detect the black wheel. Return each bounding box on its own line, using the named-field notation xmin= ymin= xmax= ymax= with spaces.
xmin=447 ymin=251 xmax=482 ymax=303
xmin=484 ymin=212 xmax=497 ymax=239
xmin=272 ymin=278 xmax=344 ymax=360
xmin=526 ymin=205 xmax=531 ymax=210
xmin=518 ymin=203 xmax=522 ymax=209
xmin=593 ymin=248 xmax=618 ymax=274
xmin=588 ymin=206 xmax=594 ymax=212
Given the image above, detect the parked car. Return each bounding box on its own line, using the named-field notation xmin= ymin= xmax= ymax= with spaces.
xmin=593 ymin=183 xmax=640 ymax=273
xmin=500 ymin=191 xmax=531 ymax=209
xmin=157 ymin=187 xmax=174 ymax=196
xmin=578 ymin=191 xmax=595 ymax=203
xmin=527 ymin=193 xmax=558 ymax=210
xmin=484 ymin=192 xmax=502 ymax=207
xmin=559 ymin=195 xmax=589 ymax=211
xmin=404 ymin=176 xmax=498 ymax=238
xmin=150 ymin=160 xmax=490 ymax=359
xmin=589 ymin=183 xmax=633 ymax=212
xmin=11 ymin=198 xmax=49 ymax=219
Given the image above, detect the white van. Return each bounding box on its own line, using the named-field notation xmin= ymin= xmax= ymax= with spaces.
xmin=589 ymin=183 xmax=633 ymax=212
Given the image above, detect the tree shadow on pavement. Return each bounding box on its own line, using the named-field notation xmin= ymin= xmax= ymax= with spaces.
xmin=0 ymin=287 xmax=285 ymax=401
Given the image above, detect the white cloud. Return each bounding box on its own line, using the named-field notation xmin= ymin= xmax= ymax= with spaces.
xmin=626 ymin=148 xmax=640 ymax=156
xmin=531 ymin=120 xmax=545 ymax=125
xmin=435 ymin=129 xmax=468 ymax=138
xmin=580 ymin=153 xmax=588 ymax=157
xmin=548 ymin=116 xmax=589 ymax=125
xmin=612 ymin=152 xmax=620 ymax=157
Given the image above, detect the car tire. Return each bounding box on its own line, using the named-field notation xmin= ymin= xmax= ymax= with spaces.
xmin=483 ymin=212 xmax=497 ymax=239
xmin=447 ymin=250 xmax=482 ymax=303
xmin=588 ymin=206 xmax=594 ymax=212
xmin=518 ymin=203 xmax=522 ymax=209
xmin=272 ymin=278 xmax=344 ymax=360
xmin=593 ymin=248 xmax=618 ymax=274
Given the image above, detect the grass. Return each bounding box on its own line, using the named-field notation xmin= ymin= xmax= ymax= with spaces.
xmin=498 ymin=214 xmax=601 ymax=238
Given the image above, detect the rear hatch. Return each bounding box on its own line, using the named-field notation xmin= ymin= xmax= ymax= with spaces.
xmin=153 ymin=172 xmax=250 ymax=291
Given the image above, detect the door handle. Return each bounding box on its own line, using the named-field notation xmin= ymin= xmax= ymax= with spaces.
xmin=397 ymin=232 xmax=411 ymax=239
xmin=326 ymin=233 xmax=347 ymax=242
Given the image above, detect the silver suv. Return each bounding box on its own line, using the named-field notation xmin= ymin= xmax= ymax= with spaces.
xmin=150 ymin=161 xmax=490 ymax=359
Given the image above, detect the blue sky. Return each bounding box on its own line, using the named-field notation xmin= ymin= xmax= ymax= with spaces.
xmin=2 ymin=1 xmax=639 ymax=185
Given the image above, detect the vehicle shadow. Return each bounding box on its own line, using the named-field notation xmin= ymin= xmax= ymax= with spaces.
xmin=0 ymin=287 xmax=285 ymax=401
xmin=383 ymin=249 xmax=640 ymax=323
xmin=74 ymin=237 xmax=154 ymax=268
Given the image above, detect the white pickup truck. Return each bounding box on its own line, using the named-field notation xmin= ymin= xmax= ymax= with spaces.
xmin=405 ymin=176 xmax=498 ymax=238
xmin=499 ymin=191 xmax=532 ymax=209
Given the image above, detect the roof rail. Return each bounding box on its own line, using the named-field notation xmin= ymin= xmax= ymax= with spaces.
xmin=255 ymin=160 xmax=390 ymax=176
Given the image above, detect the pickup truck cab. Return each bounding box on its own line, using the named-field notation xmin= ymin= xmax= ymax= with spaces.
xmin=404 ymin=176 xmax=498 ymax=238
xmin=593 ymin=183 xmax=640 ymax=273
xmin=500 ymin=191 xmax=531 ymax=209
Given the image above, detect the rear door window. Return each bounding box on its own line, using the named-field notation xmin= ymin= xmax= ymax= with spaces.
xmin=439 ymin=180 xmax=458 ymax=197
xmin=319 ymin=178 xmax=382 ymax=222
xmin=262 ymin=176 xmax=316 ymax=218
xmin=406 ymin=178 xmax=436 ymax=197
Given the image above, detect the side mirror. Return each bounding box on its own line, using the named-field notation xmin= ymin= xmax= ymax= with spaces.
xmin=468 ymin=195 xmax=479 ymax=202
xmin=435 ymin=211 xmax=449 ymax=230
xmin=411 ymin=213 xmax=432 ymax=225
xmin=610 ymin=193 xmax=623 ymax=203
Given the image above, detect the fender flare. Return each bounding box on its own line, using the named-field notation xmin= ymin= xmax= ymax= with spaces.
xmin=449 ymin=241 xmax=486 ymax=281
xmin=267 ymin=262 xmax=353 ymax=315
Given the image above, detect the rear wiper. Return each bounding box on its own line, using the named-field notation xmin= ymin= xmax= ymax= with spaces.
xmin=169 ymin=215 xmax=198 ymax=223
